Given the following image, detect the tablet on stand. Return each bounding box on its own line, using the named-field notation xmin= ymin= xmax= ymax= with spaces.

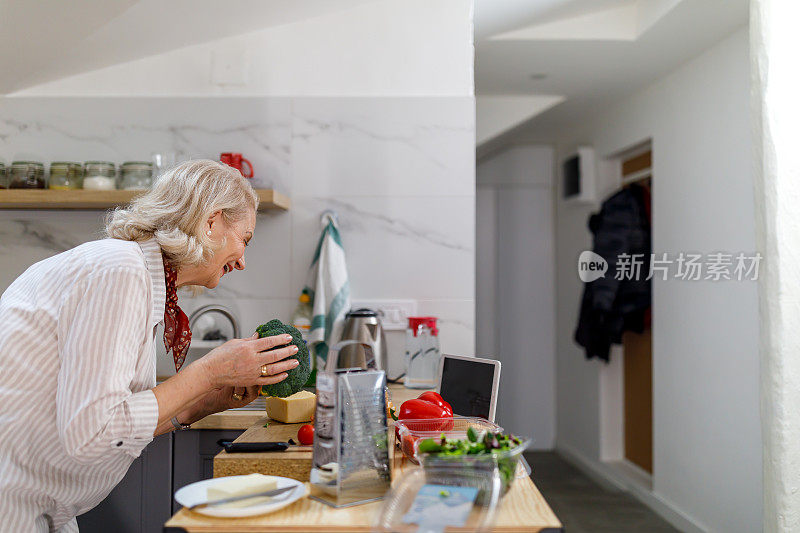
xmin=436 ymin=354 xmax=501 ymax=423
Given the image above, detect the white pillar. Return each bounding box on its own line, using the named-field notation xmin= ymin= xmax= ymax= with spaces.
xmin=751 ymin=1 xmax=800 ymax=531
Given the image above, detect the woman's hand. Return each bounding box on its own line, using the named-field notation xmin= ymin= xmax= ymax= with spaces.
xmin=191 ymin=385 xmax=262 ymax=420
xmin=153 ymin=333 xmax=298 ymax=436
xmin=197 ymin=333 xmax=300 ymax=390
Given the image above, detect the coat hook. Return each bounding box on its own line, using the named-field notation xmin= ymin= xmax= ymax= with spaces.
xmin=320 ymin=209 xmax=339 ymax=228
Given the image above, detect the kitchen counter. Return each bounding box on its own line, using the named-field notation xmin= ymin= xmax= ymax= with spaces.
xmin=189 ymin=410 xmax=265 ymax=430
xmin=166 ymin=473 xmax=562 ymax=532
xmin=210 ymin=383 xmax=423 ymax=480
xmin=165 ymin=384 xmax=563 ymax=532
xmin=188 ymin=383 xmax=418 ymax=431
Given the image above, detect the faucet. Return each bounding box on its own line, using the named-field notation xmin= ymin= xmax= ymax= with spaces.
xmin=188 ymin=304 xmax=240 ymax=341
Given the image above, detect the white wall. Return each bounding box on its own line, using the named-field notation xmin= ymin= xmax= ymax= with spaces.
xmin=475 ymin=96 xmax=565 ymax=146
xmin=0 ymin=1 xmax=476 ymax=379
xmin=552 ymin=27 xmax=760 ymax=532
xmin=10 ymin=0 xmax=473 ymax=97
xmin=476 ymin=145 xmax=555 ymax=447
xmin=751 ymin=1 xmax=800 ymax=530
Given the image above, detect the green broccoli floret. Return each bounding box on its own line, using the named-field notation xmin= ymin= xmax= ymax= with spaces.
xmin=256 ymin=319 xmax=311 ymax=398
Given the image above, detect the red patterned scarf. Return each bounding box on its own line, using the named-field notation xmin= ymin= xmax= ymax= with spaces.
xmin=163 ymin=257 xmax=192 ymax=371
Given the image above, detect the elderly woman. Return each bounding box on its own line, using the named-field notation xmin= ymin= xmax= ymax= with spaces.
xmin=0 ymin=160 xmax=298 ymax=531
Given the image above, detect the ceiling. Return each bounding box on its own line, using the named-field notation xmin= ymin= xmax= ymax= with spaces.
xmin=474 ymin=0 xmax=750 ymax=154
xmin=1 ymin=0 xmax=749 ymax=150
xmin=0 ymin=0 xmax=379 ymax=94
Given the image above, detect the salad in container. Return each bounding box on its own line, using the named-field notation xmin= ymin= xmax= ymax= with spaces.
xmin=394 ymin=416 xmax=503 ymax=464
xmin=417 ymin=428 xmax=531 ymax=498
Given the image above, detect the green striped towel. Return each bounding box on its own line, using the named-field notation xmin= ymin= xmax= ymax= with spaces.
xmin=303 ymin=215 xmax=351 ymax=369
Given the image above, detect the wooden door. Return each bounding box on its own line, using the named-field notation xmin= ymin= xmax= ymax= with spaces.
xmin=621 ymin=147 xmax=653 ymax=474
xmin=623 ymin=329 xmax=652 ymax=473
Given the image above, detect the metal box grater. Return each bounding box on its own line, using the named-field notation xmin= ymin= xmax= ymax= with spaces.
xmin=309 ymin=366 xmax=391 ymax=507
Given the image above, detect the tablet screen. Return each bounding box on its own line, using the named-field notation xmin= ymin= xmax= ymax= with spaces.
xmin=438 ymin=357 xmax=497 ymax=419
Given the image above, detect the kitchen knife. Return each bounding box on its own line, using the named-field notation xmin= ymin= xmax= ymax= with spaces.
xmin=188 ymin=485 xmax=296 ymax=510
xmin=217 ymin=440 xmax=289 ymax=453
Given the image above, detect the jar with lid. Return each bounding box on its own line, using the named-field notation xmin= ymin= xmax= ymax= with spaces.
xmin=83 ymin=161 xmax=117 ymax=190
xmin=49 ymin=162 xmax=83 ymax=190
xmin=0 ymin=163 xmax=7 ymax=189
xmin=404 ymin=316 xmax=441 ymax=389
xmin=9 ymin=161 xmax=46 ymax=189
xmin=120 ymin=162 xmax=153 ymax=190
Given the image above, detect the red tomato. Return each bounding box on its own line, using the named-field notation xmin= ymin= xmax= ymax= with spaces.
xmin=400 ymin=434 xmax=421 ymax=461
xmin=417 ymin=391 xmax=453 ymax=416
xmin=297 ymin=424 xmax=315 ymax=445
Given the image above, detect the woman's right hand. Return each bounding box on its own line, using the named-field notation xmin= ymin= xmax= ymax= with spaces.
xmin=197 ymin=333 xmax=300 ymax=390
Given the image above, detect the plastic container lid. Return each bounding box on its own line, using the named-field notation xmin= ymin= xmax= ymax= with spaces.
xmin=374 ymin=466 xmax=502 ymax=533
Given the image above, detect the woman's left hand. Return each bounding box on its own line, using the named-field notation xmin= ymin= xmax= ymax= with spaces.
xmin=194 ymin=385 xmax=261 ymax=419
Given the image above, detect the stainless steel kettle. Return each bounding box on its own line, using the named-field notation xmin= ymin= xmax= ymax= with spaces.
xmin=334 ymin=309 xmax=388 ymax=372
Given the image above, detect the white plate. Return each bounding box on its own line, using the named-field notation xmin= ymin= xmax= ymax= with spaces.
xmin=174 ymin=475 xmax=306 ymax=517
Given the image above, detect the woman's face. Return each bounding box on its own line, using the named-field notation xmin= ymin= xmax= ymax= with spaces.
xmin=199 ymin=209 xmax=256 ymax=289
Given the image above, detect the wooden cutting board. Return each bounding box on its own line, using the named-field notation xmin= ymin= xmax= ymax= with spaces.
xmin=212 ymin=385 xmax=431 ymax=481
xmin=213 ymin=417 xmax=314 ymax=480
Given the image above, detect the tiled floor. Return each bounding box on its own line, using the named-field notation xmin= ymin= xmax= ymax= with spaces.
xmin=526 ymin=452 xmax=680 ymax=533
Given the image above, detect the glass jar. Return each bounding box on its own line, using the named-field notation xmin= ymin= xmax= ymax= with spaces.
xmin=0 ymin=163 xmax=6 ymax=189
xmin=9 ymin=161 xmax=46 ymax=189
xmin=120 ymin=161 xmax=153 ymax=190
xmin=83 ymin=161 xmax=117 ymax=190
xmin=49 ymin=162 xmax=83 ymax=190
xmin=404 ymin=317 xmax=441 ymax=389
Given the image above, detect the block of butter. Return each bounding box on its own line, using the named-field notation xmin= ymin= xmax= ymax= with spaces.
xmin=265 ymin=390 xmax=317 ymax=423
xmin=206 ymin=473 xmax=279 ymax=508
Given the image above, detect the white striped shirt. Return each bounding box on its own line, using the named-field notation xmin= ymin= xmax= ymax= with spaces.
xmin=0 ymin=238 xmax=165 ymax=532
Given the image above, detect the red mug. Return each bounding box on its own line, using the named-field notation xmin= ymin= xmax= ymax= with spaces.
xmin=220 ymin=153 xmax=254 ymax=178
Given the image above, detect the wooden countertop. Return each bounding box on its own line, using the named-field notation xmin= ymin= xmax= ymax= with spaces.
xmin=210 ymin=384 xmax=423 ymax=480
xmin=188 ymin=383 xmax=419 ymax=431
xmin=190 ymin=410 xmax=265 ymax=431
xmin=165 ymin=476 xmax=561 ymax=532
xmin=165 ymin=385 xmax=562 ymax=532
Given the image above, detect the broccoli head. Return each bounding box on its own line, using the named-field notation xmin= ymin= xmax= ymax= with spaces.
xmin=256 ymin=319 xmax=311 ymax=398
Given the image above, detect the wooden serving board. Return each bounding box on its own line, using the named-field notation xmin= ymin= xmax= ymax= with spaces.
xmin=211 ymin=384 xmax=428 ymax=481
xmin=213 ymin=417 xmax=314 ymax=481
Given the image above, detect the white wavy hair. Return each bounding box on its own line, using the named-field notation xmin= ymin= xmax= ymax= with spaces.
xmin=105 ymin=159 xmax=259 ymax=269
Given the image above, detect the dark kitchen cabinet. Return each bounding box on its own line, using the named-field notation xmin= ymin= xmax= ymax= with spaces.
xmin=172 ymin=429 xmax=244 ymax=514
xmin=76 ymin=429 xmax=243 ymax=532
xmin=77 ymin=433 xmax=172 ymax=533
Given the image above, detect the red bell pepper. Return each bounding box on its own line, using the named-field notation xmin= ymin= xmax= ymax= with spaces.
xmin=396 ymin=392 xmax=455 ymax=434
xmin=398 ymin=398 xmax=450 ymax=420
xmin=416 ymin=391 xmax=453 ymax=416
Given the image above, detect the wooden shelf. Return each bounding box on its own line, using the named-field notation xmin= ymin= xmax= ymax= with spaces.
xmin=0 ymin=188 xmax=290 ymax=211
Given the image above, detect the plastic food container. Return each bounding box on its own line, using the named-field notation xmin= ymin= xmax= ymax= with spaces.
xmin=421 ymin=437 xmax=531 ymax=497
xmin=374 ymin=466 xmax=502 ymax=532
xmin=394 ymin=417 xmax=503 ymax=464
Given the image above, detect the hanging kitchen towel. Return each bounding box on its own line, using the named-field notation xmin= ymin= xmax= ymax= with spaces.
xmin=304 ymin=212 xmax=351 ymax=368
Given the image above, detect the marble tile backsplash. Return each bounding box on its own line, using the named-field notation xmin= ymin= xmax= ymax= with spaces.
xmin=0 ymin=97 xmax=475 ymax=377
